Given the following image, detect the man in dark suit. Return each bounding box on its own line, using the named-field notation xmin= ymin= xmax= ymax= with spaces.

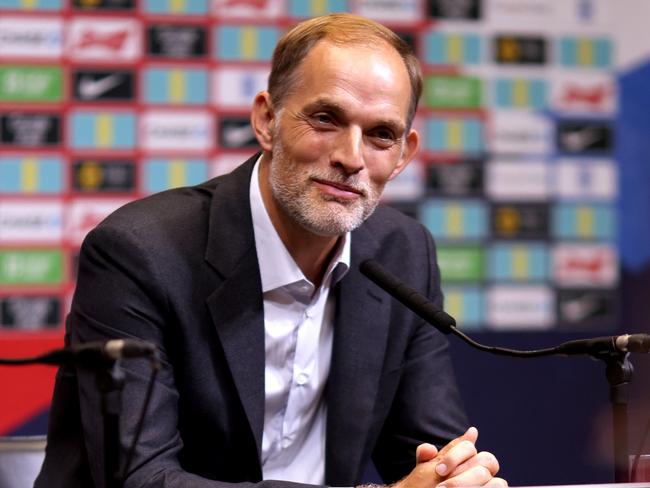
xmin=37 ymin=13 xmax=505 ymax=488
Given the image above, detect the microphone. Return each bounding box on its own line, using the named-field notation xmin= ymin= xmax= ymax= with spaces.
xmin=359 ymin=259 xmax=650 ymax=359
xmin=38 ymin=339 xmax=158 ymax=367
xmin=360 ymin=259 xmax=456 ymax=334
xmin=556 ymin=334 xmax=650 ymax=356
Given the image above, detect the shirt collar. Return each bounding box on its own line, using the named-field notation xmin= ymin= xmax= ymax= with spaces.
xmin=249 ymin=155 xmax=350 ymax=293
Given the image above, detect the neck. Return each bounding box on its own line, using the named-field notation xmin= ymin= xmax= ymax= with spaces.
xmin=258 ymin=154 xmax=341 ymax=288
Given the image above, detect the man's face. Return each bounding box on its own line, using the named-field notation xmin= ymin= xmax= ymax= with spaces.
xmin=263 ymin=39 xmax=419 ymax=237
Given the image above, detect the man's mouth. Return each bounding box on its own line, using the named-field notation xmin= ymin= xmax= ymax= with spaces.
xmin=311 ymin=178 xmax=365 ymax=200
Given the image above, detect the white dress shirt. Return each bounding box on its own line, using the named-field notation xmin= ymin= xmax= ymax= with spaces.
xmin=249 ymin=158 xmax=350 ymax=484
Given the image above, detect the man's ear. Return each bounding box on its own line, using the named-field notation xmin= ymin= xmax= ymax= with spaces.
xmin=388 ymin=128 xmax=420 ymax=180
xmin=250 ymin=91 xmax=276 ymax=152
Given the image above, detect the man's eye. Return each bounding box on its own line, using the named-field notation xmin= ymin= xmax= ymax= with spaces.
xmin=374 ymin=130 xmax=394 ymax=140
xmin=371 ymin=129 xmax=397 ymax=145
xmin=313 ymin=113 xmax=333 ymax=125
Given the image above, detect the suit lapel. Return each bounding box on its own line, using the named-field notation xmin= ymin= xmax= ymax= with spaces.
xmin=203 ymin=157 xmax=266 ymax=464
xmin=325 ymin=225 xmax=392 ymax=485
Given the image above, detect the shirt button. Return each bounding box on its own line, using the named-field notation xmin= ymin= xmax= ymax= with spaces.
xmin=296 ymin=372 xmax=309 ymax=386
xmin=282 ymin=437 xmax=291 ymax=449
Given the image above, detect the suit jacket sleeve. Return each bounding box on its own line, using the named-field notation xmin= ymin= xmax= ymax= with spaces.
xmin=36 ymin=219 xmax=314 ymax=488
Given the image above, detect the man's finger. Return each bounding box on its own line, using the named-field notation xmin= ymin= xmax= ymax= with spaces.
xmin=416 ymin=443 xmax=438 ymax=464
xmin=437 ymin=465 xmax=492 ymax=488
xmin=446 ymin=450 xmax=500 ymax=478
xmin=484 ymin=477 xmax=508 ymax=487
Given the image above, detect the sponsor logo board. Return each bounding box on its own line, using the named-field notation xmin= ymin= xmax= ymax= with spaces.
xmin=486 ymin=160 xmax=550 ymax=201
xmin=428 ymin=0 xmax=481 ymax=19
xmin=492 ymin=77 xmax=547 ymax=110
xmin=72 ymin=0 xmax=135 ymax=10
xmin=219 ymin=117 xmax=257 ymax=149
xmin=142 ymin=159 xmax=208 ymax=193
xmin=553 ymin=243 xmax=617 ymax=287
xmin=1 ymin=113 xmax=60 ymax=147
xmin=425 ymin=117 xmax=484 ymax=153
xmin=423 ymin=31 xmax=481 ymax=65
xmin=556 ymin=120 xmax=612 ymax=154
xmin=426 ymin=161 xmax=483 ymax=197
xmin=143 ymin=67 xmax=208 ymax=105
xmin=550 ymin=72 xmax=617 ymax=114
xmin=557 ymin=288 xmax=617 ymax=328
xmin=1 ymin=296 xmax=61 ymax=329
xmin=488 ymin=111 xmax=552 ymax=155
xmin=212 ymin=0 xmax=285 ymax=18
xmin=211 ymin=154 xmax=255 ymax=177
xmin=72 ymin=159 xmax=135 ymax=193
xmin=288 ymin=0 xmax=349 ymax=17
xmin=555 ymin=158 xmax=617 ymax=200
xmin=66 ymin=18 xmax=141 ymax=62
xmin=490 ymin=203 xmax=549 ymax=239
xmin=552 ymin=203 xmax=616 ymax=240
xmin=437 ymin=246 xmax=484 ymax=282
xmin=486 ymin=285 xmax=555 ymax=329
xmin=558 ymin=36 xmax=612 ymax=68
xmin=147 ymin=24 xmax=207 ymax=59
xmin=0 ymin=156 xmax=64 ymax=194
xmin=143 ymin=0 xmax=208 ymax=14
xmin=0 ymin=200 xmax=63 ymax=243
xmin=441 ymin=286 xmax=484 ymax=329
xmin=0 ymin=0 xmax=62 ymax=11
xmin=0 ymin=66 xmax=62 ymax=102
xmin=420 ymin=199 xmax=488 ymax=240
xmin=485 ymin=0 xmax=556 ymax=26
xmin=488 ymin=243 xmax=549 ymax=281
xmin=214 ymin=25 xmax=279 ymax=61
xmin=0 ymin=249 xmax=63 ymax=285
xmin=354 ymin=0 xmax=421 ymax=22
xmin=140 ymin=110 xmax=213 ymax=152
xmin=424 ymin=75 xmax=482 ymax=109
xmin=0 ymin=17 xmax=63 ymax=58
xmin=70 ymin=111 xmax=136 ymax=149
xmin=73 ymin=69 xmax=135 ymax=102
xmin=381 ymin=161 xmax=425 ymax=202
xmin=65 ymin=198 xmax=129 ymax=245
xmin=212 ymin=67 xmax=269 ymax=109
xmin=494 ymin=34 xmax=547 ymax=65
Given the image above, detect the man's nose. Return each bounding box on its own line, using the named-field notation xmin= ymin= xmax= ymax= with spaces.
xmin=330 ymin=127 xmax=364 ymax=174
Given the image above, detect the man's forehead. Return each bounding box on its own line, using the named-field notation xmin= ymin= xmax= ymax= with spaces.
xmin=293 ymin=40 xmax=411 ymax=114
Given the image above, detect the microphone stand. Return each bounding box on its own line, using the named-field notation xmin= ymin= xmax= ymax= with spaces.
xmin=0 ymin=339 xmax=159 ymax=488
xmin=97 ymin=359 xmax=126 ymax=488
xmin=359 ymin=259 xmax=648 ymax=483
xmin=596 ymin=349 xmax=634 ymax=483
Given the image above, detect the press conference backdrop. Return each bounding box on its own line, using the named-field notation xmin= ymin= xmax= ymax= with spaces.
xmin=1 ymin=0 xmax=650 ymax=485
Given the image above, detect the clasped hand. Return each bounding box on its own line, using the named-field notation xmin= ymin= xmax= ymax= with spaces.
xmin=396 ymin=427 xmax=507 ymax=488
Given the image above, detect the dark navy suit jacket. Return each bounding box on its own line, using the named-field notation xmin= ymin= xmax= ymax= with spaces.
xmin=36 ymin=155 xmax=468 ymax=488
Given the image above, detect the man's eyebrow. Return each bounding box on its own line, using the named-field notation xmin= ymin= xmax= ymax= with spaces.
xmin=302 ymin=98 xmax=347 ymax=115
xmin=303 ymin=98 xmax=406 ymax=134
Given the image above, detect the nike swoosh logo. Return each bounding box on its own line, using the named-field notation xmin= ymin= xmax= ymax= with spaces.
xmin=222 ymin=124 xmax=254 ymax=146
xmin=561 ymin=295 xmax=599 ymax=322
xmin=78 ymin=73 xmax=124 ymax=100
xmin=561 ymin=127 xmax=602 ymax=152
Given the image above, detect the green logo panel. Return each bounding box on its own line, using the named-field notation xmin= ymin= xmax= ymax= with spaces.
xmin=0 ymin=66 xmax=63 ymax=102
xmin=0 ymin=250 xmax=64 ymax=285
xmin=424 ymin=75 xmax=482 ymax=108
xmin=437 ymin=246 xmax=484 ymax=282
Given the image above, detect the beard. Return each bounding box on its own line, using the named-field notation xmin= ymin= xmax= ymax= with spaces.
xmin=268 ymin=136 xmax=384 ymax=237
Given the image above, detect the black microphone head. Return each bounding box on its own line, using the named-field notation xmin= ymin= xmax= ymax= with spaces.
xmin=359 ymin=259 xmax=456 ymax=334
